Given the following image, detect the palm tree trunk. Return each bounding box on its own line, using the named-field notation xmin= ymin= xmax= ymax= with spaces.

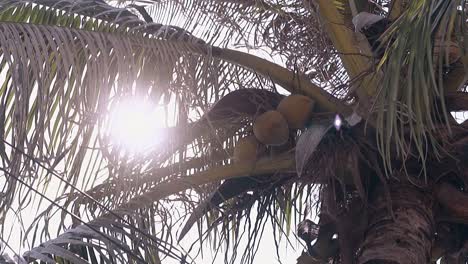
xmin=357 ymin=180 xmax=434 ymax=264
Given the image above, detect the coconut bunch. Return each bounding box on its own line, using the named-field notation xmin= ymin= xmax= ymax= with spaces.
xmin=233 ymin=94 xmax=315 ymax=163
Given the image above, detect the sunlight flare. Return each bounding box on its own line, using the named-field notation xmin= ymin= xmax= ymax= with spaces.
xmin=108 ymin=98 xmax=164 ymax=153
xmin=334 ymin=114 xmax=342 ymax=131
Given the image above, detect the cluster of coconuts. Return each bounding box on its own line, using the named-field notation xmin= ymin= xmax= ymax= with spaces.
xmin=233 ymin=94 xmax=314 ymax=163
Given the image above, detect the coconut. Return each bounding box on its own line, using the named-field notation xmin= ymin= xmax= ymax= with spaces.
xmin=233 ymin=135 xmax=264 ymax=163
xmin=433 ymin=39 xmax=461 ymax=66
xmin=253 ymin=110 xmax=289 ymax=146
xmin=277 ymin=94 xmax=315 ymax=129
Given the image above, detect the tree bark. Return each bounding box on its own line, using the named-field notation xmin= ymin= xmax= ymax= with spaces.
xmin=357 ymin=180 xmax=434 ymax=264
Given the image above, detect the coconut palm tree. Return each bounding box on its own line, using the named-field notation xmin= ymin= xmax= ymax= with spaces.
xmin=0 ymin=0 xmax=467 ymax=263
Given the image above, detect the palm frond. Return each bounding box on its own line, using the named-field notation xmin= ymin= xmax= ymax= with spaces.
xmin=0 ymin=2 xmax=278 ymax=262
xmin=2 ymin=1 xmax=464 ymax=264
xmin=0 ymin=2 xmax=347 ymax=263
xmin=314 ymin=0 xmax=380 ymax=111
xmin=375 ymin=0 xmax=464 ymax=177
xmin=112 ymin=0 xmax=358 ymax=97
xmin=24 ymin=155 xmax=294 ymax=263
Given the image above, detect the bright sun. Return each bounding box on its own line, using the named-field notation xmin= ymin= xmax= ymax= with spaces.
xmin=108 ymin=98 xmax=164 ymax=153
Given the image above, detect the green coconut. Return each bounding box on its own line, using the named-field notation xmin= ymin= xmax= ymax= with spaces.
xmin=277 ymin=94 xmax=315 ymax=129
xmin=253 ymin=110 xmax=289 ymax=146
xmin=233 ymin=135 xmax=264 ymax=163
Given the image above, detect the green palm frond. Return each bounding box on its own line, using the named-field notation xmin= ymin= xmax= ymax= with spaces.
xmin=375 ymin=0 xmax=464 ymax=178
xmin=0 ymin=1 xmax=346 ymax=263
xmin=0 ymin=2 xmax=281 ymax=263
xmin=25 ymin=154 xmax=294 ymax=263
xmin=113 ymin=0 xmax=357 ymax=96
xmin=2 ymin=1 xmax=465 ymax=264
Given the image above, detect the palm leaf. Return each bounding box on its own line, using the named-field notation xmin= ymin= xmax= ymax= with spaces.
xmin=375 ymin=0 xmax=463 ymax=177
xmin=24 ymin=155 xmax=294 ymax=263
xmin=114 ymin=0 xmax=359 ymax=96
xmin=0 ymin=1 xmax=344 ymax=263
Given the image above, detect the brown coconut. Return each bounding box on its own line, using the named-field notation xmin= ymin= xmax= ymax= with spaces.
xmin=433 ymin=39 xmax=461 ymax=66
xmin=277 ymin=94 xmax=315 ymax=129
xmin=253 ymin=110 xmax=289 ymax=146
xmin=233 ymin=135 xmax=264 ymax=163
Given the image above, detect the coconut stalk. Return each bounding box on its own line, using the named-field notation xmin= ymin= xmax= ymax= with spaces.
xmin=211 ymin=47 xmax=352 ymax=115
xmin=315 ymin=0 xmax=379 ymax=110
xmin=91 ymin=154 xmax=293 ymax=220
xmin=25 ymin=154 xmax=296 ymax=261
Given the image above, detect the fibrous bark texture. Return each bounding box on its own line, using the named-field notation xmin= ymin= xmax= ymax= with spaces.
xmin=357 ymin=181 xmax=434 ymax=264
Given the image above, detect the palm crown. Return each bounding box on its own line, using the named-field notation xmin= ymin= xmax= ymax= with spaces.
xmin=0 ymin=0 xmax=467 ymax=264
